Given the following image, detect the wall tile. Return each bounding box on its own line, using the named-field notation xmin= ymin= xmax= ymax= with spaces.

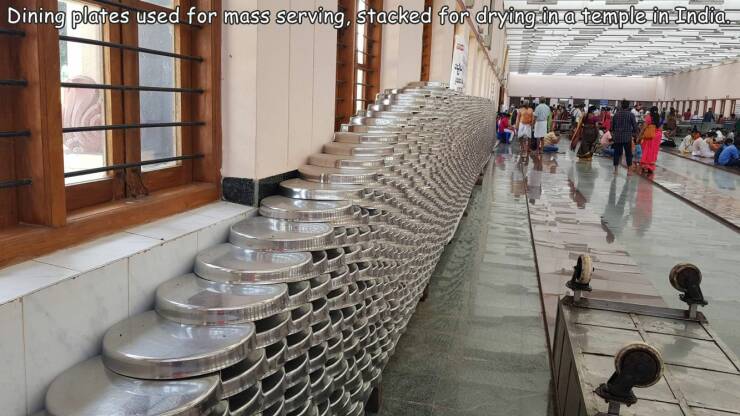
xmin=197 ymin=217 xmax=244 ymax=252
xmin=190 ymin=201 xmax=255 ymax=221
xmin=196 ymin=207 xmax=256 ymax=251
xmin=127 ymin=211 xmax=219 ymax=241
xmin=288 ymin=0 xmax=316 ymax=169
xmin=35 ymin=233 xmax=159 ymax=272
xmin=128 ymin=234 xmax=198 ymax=315
xmin=256 ymin=0 xmax=291 ymax=178
xmin=312 ymin=0 xmax=338 ymax=154
xmin=221 ymin=0 xmax=259 ymax=179
xmin=429 ymin=0 xmax=456 ymax=83
xmin=0 ymin=300 xmax=26 ymax=416
xmin=24 ymin=260 xmax=129 ymax=413
xmin=0 ymin=261 xmax=78 ymax=306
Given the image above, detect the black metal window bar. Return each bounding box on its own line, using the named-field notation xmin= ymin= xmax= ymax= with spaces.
xmin=0 ymin=29 xmax=30 ymax=189
xmin=0 ymin=28 xmax=25 ymax=37
xmin=0 ymin=179 xmax=32 ymax=190
xmin=64 ymin=154 xmax=204 ymax=178
xmin=0 ymin=79 xmax=28 ymax=87
xmin=61 ymin=81 xmax=203 ymax=94
xmin=91 ymin=0 xmax=203 ymax=29
xmin=59 ymin=35 xmax=203 ymax=62
xmin=0 ymin=30 xmax=29 ymax=138
xmin=0 ymin=28 xmax=208 ymax=188
xmin=57 ymin=35 xmax=207 ymax=181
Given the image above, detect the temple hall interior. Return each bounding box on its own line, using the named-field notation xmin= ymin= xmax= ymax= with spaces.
xmin=1 ymin=0 xmax=739 ymax=415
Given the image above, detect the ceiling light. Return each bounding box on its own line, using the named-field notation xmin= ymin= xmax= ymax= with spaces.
xmin=688 ymin=0 xmax=724 ymax=5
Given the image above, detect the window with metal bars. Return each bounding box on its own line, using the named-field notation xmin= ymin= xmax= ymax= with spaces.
xmin=335 ymin=0 xmax=382 ymax=130
xmin=0 ymin=0 xmax=220 ymax=266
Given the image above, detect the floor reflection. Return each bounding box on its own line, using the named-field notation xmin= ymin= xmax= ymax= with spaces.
xmin=372 ymin=137 xmax=740 ymax=415
xmin=537 ymin=140 xmax=740 ymax=358
xmin=372 ymin=151 xmax=555 ymax=416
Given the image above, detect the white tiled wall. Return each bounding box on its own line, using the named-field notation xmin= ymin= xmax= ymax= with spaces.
xmin=128 ymin=234 xmax=199 ymax=316
xmin=24 ymin=260 xmax=129 ymax=412
xmin=0 ymin=202 xmax=256 ymax=415
xmin=221 ymin=0 xmax=338 ymax=181
xmin=0 ymin=300 xmax=25 ymax=415
xmin=379 ymin=0 xmax=424 ymax=91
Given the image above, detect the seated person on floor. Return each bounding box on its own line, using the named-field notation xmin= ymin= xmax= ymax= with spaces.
xmin=707 ymin=132 xmax=724 ymax=153
xmin=542 ymin=131 xmax=560 ymax=153
xmin=716 ymin=138 xmax=740 ymax=167
xmin=715 ymin=128 xmax=725 ymax=141
xmin=660 ymin=134 xmax=677 ymax=147
xmin=599 ymin=128 xmax=614 ymax=157
xmin=678 ymin=131 xmax=700 ymax=153
xmin=691 ymin=133 xmax=715 ymax=158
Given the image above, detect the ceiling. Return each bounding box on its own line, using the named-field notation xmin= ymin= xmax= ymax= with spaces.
xmin=504 ymin=0 xmax=740 ymax=77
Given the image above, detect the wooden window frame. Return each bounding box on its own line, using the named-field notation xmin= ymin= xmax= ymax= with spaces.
xmin=335 ymin=0 xmax=382 ymax=130
xmin=419 ymin=0 xmax=432 ymax=82
xmin=0 ymin=0 xmax=221 ymax=267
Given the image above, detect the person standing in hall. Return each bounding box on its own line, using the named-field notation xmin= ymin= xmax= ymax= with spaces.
xmin=639 ymin=106 xmax=663 ymax=174
xmin=533 ymin=97 xmax=551 ymax=154
xmin=516 ymin=103 xmax=534 ymax=154
xmin=664 ymin=108 xmax=677 ymax=138
xmin=600 ymin=106 xmax=612 ymax=131
xmin=611 ymin=100 xmax=638 ymax=175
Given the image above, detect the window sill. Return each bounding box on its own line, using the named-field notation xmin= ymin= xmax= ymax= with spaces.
xmin=0 ymin=182 xmax=221 ymax=268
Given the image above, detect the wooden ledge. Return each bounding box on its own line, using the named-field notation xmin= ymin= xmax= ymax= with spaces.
xmin=0 ymin=182 xmax=219 ymax=268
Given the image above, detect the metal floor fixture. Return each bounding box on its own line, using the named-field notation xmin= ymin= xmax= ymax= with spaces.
xmin=39 ymin=82 xmax=495 ymax=416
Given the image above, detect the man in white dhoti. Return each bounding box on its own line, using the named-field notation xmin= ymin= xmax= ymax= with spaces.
xmin=533 ymin=98 xmax=551 ymax=154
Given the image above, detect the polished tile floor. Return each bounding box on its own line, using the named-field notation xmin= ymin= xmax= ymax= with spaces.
xmin=372 ymin=139 xmax=740 ymax=415
xmin=554 ymin=144 xmax=740 ymax=357
xmin=371 ymin=158 xmax=554 ymax=415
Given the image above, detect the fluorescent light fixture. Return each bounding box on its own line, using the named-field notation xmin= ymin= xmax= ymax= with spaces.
xmin=688 ymin=0 xmax=724 ymax=5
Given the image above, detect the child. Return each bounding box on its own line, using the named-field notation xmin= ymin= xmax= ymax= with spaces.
xmin=633 ymin=138 xmax=643 ymax=171
xmin=497 ymin=113 xmax=512 ymax=144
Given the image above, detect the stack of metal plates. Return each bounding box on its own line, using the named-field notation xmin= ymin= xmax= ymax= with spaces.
xmin=42 ymin=82 xmax=495 ymax=415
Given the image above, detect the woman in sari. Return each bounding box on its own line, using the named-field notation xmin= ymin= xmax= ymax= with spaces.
xmin=638 ymin=106 xmax=662 ymax=174
xmin=576 ymin=106 xmax=600 ymax=159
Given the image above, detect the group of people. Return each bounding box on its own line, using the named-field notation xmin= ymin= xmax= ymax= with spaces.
xmin=496 ymin=98 xmax=561 ymax=155
xmin=681 ymin=107 xmax=738 ymax=125
xmin=569 ymin=101 xmax=661 ymax=175
xmin=496 ymin=98 xmax=740 ymax=170
xmin=674 ymin=127 xmax=740 ymax=167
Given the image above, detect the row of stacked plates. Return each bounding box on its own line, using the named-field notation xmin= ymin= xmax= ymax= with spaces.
xmin=41 ymin=82 xmax=494 ymax=416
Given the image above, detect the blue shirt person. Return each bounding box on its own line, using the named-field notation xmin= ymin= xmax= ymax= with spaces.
xmin=717 ymin=144 xmax=739 ymax=167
